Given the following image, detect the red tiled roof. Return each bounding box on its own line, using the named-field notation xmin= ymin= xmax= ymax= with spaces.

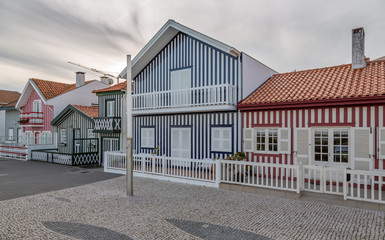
xmin=93 ymin=81 xmax=127 ymax=93
xmin=0 ymin=90 xmax=20 ymax=106
xmin=240 ymin=59 xmax=385 ymax=105
xmin=72 ymin=105 xmax=99 ymax=118
xmin=32 ymin=79 xmax=95 ymax=100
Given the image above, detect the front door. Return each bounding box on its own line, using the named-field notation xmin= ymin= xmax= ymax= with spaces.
xmin=171 ymin=128 xmax=191 ymax=159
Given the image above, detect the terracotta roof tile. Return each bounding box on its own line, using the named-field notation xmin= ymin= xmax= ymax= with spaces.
xmin=72 ymin=105 xmax=99 ymax=118
xmin=93 ymin=81 xmax=127 ymax=93
xmin=32 ymin=79 xmax=95 ymax=100
xmin=0 ymin=90 xmax=20 ymax=106
xmin=240 ymin=59 xmax=385 ymax=105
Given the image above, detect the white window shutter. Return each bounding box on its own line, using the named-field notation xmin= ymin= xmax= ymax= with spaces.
xmin=378 ymin=127 xmax=385 ymax=159
xmin=148 ymin=128 xmax=154 ymax=148
xmin=294 ymin=128 xmax=310 ymax=164
xmin=243 ymin=128 xmax=254 ymax=152
xmin=181 ymin=129 xmax=191 ymax=158
xmin=171 ymin=128 xmax=179 ymax=157
xmin=278 ymin=128 xmax=291 ymax=154
xmin=352 ymin=127 xmax=372 ymax=160
xmin=222 ymin=128 xmax=231 ymax=150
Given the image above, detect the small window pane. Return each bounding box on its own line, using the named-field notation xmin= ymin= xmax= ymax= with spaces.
xmin=342 ymin=155 xmax=348 ymax=163
xmin=322 ymin=154 xmax=328 ymax=162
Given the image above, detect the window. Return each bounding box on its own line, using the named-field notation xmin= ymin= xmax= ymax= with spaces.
xmin=33 ymin=100 xmax=42 ymax=113
xmin=88 ymin=129 xmax=96 ymax=138
xmin=106 ymin=100 xmax=115 ymax=117
xmin=211 ymin=127 xmax=232 ymax=152
xmin=17 ymin=128 xmax=22 ymax=143
xmin=141 ymin=127 xmax=155 ymax=148
xmin=60 ymin=129 xmax=67 ymax=144
xmin=170 ymin=68 xmax=191 ymax=90
xmin=256 ymin=129 xmax=265 ymax=151
xmin=314 ymin=128 xmax=349 ymax=164
xmin=171 ymin=127 xmax=191 ymax=158
xmin=254 ymin=129 xmax=278 ymax=153
xmin=8 ymin=128 xmax=14 ymax=141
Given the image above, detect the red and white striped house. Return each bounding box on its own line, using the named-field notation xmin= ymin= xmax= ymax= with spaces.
xmin=239 ymin=28 xmax=385 ymax=172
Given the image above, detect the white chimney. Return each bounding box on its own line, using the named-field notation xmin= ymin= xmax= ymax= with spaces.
xmin=76 ymin=72 xmax=85 ymax=87
xmin=352 ymin=27 xmax=366 ymax=69
xmin=100 ymin=76 xmax=113 ymax=85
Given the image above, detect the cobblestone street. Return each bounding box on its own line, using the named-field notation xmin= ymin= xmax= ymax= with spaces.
xmin=1 ymin=172 xmax=385 ymax=240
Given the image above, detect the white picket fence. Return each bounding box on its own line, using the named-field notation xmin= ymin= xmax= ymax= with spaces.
xmin=104 ymin=152 xmax=385 ymax=204
xmin=104 ymin=152 xmax=218 ymax=187
xmin=0 ymin=145 xmax=28 ymax=160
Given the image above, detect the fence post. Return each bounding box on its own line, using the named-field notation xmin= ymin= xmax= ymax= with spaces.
xmin=215 ymin=159 xmax=221 ymax=188
xmin=296 ymin=164 xmax=301 ymax=194
xmin=141 ymin=155 xmax=145 ymax=173
xmin=161 ymin=156 xmax=165 ymax=176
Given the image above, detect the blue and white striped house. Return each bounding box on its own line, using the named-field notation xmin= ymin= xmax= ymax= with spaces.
xmin=120 ymin=20 xmax=276 ymax=161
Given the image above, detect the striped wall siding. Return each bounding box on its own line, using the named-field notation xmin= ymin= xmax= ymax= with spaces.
xmin=56 ymin=110 xmax=96 ymax=154
xmin=134 ymin=112 xmax=241 ymax=159
xmin=243 ymin=105 xmax=385 ymax=170
xmin=23 ymin=90 xmax=53 ymax=135
xmin=98 ymin=93 xmax=123 ymax=117
xmin=133 ymin=32 xmax=239 ymax=96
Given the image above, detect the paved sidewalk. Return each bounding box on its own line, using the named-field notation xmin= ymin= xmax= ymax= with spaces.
xmin=0 ymin=159 xmax=119 ymax=201
xmin=0 ymin=175 xmax=384 ymax=239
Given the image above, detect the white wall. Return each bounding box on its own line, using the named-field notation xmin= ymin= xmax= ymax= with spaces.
xmin=48 ymin=81 xmax=108 ymax=117
xmin=241 ymin=53 xmax=277 ymax=99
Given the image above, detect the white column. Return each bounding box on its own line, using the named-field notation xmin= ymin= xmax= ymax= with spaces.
xmin=126 ymin=55 xmax=133 ymax=196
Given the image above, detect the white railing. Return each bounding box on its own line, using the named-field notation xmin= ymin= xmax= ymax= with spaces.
xmin=104 ymin=152 xmax=218 ymax=187
xmin=345 ymin=169 xmax=385 ymax=204
xmin=220 ymin=160 xmax=300 ymax=193
xmin=0 ymin=145 xmax=28 ymax=160
xmin=132 ymin=84 xmax=237 ymax=110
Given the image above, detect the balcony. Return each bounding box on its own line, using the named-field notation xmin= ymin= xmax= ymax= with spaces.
xmin=19 ymin=112 xmax=43 ymax=127
xmin=132 ymin=84 xmax=237 ymax=114
xmin=94 ymin=117 xmax=121 ymax=133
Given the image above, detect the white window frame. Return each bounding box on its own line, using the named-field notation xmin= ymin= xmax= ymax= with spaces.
xmin=141 ymin=127 xmax=155 ymax=148
xmin=170 ymin=68 xmax=191 ymax=90
xmin=312 ymin=127 xmax=350 ymax=166
xmin=33 ymin=99 xmax=42 ymax=113
xmin=88 ymin=129 xmax=96 ymax=138
xmin=211 ymin=127 xmax=232 ymax=153
xmin=254 ymin=128 xmax=279 ymax=154
xmin=60 ymin=129 xmax=67 ymax=144
xmin=106 ymin=100 xmax=115 ymax=117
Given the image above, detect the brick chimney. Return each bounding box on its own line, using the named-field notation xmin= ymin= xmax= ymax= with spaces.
xmin=352 ymin=27 xmax=366 ymax=69
xmin=76 ymin=72 xmax=85 ymax=87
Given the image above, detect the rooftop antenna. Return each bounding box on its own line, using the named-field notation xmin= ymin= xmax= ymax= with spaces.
xmin=68 ymin=61 xmax=121 ymax=84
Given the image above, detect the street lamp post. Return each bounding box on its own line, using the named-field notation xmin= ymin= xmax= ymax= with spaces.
xmin=126 ymin=54 xmax=133 ymax=196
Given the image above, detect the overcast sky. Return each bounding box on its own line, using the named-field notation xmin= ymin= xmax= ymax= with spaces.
xmin=0 ymin=0 xmax=384 ymax=92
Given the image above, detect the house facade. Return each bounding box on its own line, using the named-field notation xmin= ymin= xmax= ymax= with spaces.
xmin=31 ymin=104 xmax=99 ymax=165
xmin=238 ymin=28 xmax=385 ymax=172
xmin=120 ymin=20 xmax=275 ymax=160
xmin=93 ymin=81 xmax=127 ymax=162
xmin=15 ymin=72 xmax=109 ymax=158
xmin=0 ymin=90 xmax=21 ymax=144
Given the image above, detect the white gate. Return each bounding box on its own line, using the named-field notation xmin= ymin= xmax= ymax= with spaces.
xmin=103 ymin=138 xmax=120 ymax=152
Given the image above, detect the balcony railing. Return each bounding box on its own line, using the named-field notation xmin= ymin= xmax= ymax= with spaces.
xmin=94 ymin=117 xmax=121 ymax=133
xmin=132 ymin=84 xmax=237 ymax=110
xmin=19 ymin=112 xmax=43 ymax=126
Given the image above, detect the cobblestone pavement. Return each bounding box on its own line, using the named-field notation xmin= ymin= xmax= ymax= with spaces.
xmin=0 ymin=175 xmax=384 ymax=239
